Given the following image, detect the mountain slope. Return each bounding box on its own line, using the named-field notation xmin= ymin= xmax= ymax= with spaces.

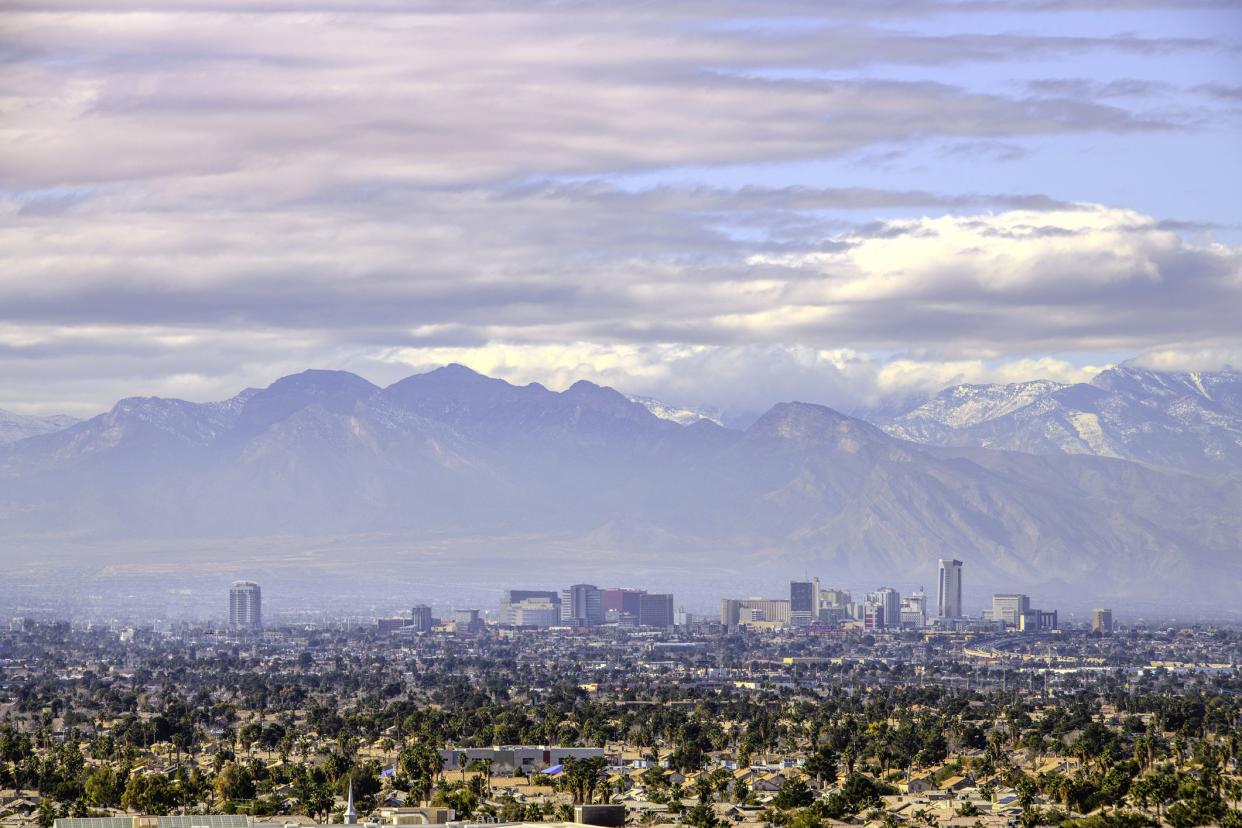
xmin=1 ymin=368 xmax=1240 ymax=604
xmin=880 ymin=365 xmax=1242 ymax=477
xmin=626 ymin=395 xmax=722 ymax=426
xmin=675 ymin=402 xmax=1242 ymax=599
xmin=0 ymin=409 xmax=80 ymax=445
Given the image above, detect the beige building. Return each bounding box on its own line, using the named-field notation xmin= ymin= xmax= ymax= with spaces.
xmin=720 ymin=597 xmax=791 ymax=628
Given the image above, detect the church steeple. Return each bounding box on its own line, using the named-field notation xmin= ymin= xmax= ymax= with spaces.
xmin=344 ymin=779 xmax=358 ymax=825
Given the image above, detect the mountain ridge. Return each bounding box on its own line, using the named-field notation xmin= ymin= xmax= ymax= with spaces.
xmin=879 ymin=363 xmax=1242 ymax=477
xmin=0 ymin=408 xmax=81 ymax=446
xmin=2 ymin=364 xmax=1240 ymax=605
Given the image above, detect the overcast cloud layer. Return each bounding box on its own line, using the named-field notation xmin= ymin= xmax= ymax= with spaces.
xmin=1 ymin=0 xmax=1240 ymax=415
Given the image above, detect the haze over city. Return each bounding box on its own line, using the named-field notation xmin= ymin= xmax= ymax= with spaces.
xmin=2 ymin=2 xmax=1241 ymax=614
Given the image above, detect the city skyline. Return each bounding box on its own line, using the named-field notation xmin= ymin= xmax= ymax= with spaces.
xmin=214 ymin=559 xmax=1106 ymax=634
xmin=0 ymin=551 xmax=1199 ymax=627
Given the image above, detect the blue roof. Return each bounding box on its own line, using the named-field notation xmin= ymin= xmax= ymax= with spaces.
xmin=544 ymin=764 xmax=564 ymax=775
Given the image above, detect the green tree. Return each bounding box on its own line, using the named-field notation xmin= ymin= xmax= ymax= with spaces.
xmin=787 ymin=809 xmax=823 ymax=828
xmin=213 ymin=762 xmax=254 ymax=803
xmin=398 ymin=743 xmax=441 ymax=805
xmin=84 ymin=764 xmax=122 ymax=807
xmin=773 ymin=778 xmax=813 ymax=810
xmin=803 ymin=746 xmax=838 ymax=786
xmin=302 ymin=782 xmax=333 ymax=823
xmin=36 ymin=798 xmax=57 ymax=828
xmin=684 ymin=802 xmax=720 ymax=828
xmin=122 ymin=773 xmax=178 ymax=815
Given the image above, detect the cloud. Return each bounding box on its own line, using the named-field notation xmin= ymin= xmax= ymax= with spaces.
xmin=1131 ymin=346 xmax=1242 ymax=372
xmin=0 ymin=0 xmax=1238 ymax=415
xmin=0 ymin=3 xmax=1199 ymax=191
xmin=749 ymin=206 xmax=1242 ymax=352
xmin=1 ymin=193 xmax=1238 ymax=415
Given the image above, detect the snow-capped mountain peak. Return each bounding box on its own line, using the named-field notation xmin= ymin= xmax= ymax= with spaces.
xmin=0 ymin=408 xmax=80 ymax=445
xmin=625 ymin=394 xmax=722 ymax=426
xmin=878 ymin=365 xmax=1242 ymax=477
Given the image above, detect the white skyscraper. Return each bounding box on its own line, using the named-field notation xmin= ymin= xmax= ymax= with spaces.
xmin=229 ymin=581 xmax=262 ymax=630
xmin=937 ymin=559 xmax=963 ymax=619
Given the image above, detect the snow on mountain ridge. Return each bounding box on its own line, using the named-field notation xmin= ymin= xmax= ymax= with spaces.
xmin=888 ymin=379 xmax=1067 ymax=435
xmin=880 ymin=365 xmax=1242 ymax=477
xmin=626 ymin=394 xmax=723 ymax=426
xmin=0 ymin=408 xmax=81 ymax=445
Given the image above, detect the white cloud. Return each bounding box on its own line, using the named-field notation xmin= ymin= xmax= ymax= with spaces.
xmin=755 ymin=206 xmax=1187 ymax=298
xmin=1131 ymin=347 xmax=1242 ymax=372
xmin=0 ymin=4 xmax=1194 ymax=191
xmin=1 ymin=199 xmax=1239 ymax=415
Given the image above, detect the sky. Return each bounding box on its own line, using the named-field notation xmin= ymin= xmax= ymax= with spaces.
xmin=1 ymin=0 xmax=1240 ymax=417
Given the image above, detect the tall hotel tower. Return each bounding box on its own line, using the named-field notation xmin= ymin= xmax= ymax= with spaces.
xmin=937 ymin=559 xmax=963 ymax=619
xmin=229 ymin=581 xmax=263 ymax=630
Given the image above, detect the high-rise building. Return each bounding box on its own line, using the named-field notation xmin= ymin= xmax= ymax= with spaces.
xmin=820 ymin=588 xmax=851 ymax=608
xmin=638 ymin=593 xmax=674 ymax=628
xmin=512 ymin=599 xmax=559 ymax=627
xmin=719 ymin=597 xmax=791 ymax=627
xmin=937 ymin=559 xmax=963 ymax=619
xmin=454 ymin=609 xmax=482 ymax=634
xmin=1092 ymin=608 xmax=1113 ymax=634
xmin=818 ymin=588 xmax=852 ymax=622
xmin=865 ymin=587 xmax=900 ymax=628
xmin=901 ymin=588 xmax=928 ymax=627
xmin=790 ymin=579 xmax=819 ymax=626
xmin=601 ymin=588 xmax=646 ymax=622
xmin=863 ymin=603 xmax=885 ymax=630
xmin=229 ymin=581 xmax=262 ymax=630
xmin=500 ymin=590 xmax=561 ymax=625
xmin=560 ymin=584 xmax=604 ymax=626
xmin=410 ymin=604 xmax=433 ymax=632
xmin=992 ymin=593 xmax=1030 ymax=627
xmin=378 ymin=617 xmax=411 ymax=633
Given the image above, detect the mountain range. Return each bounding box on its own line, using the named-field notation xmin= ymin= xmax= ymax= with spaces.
xmin=0 ymin=408 xmax=79 ymax=446
xmin=1 ymin=363 xmax=1240 ymax=607
xmin=878 ymin=364 xmax=1242 ymax=479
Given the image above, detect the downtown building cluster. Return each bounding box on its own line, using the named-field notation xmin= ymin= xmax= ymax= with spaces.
xmin=499 ymin=585 xmax=677 ymax=629
xmin=369 ymin=585 xmax=679 ymax=634
xmin=229 ymin=557 xmax=1118 ymax=637
xmin=720 ymin=558 xmax=1076 ymax=635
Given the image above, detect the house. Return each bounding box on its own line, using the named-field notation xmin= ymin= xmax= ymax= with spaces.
xmin=939 ymin=775 xmax=970 ymax=792
xmin=991 ymin=793 xmax=1021 ymax=814
xmin=732 ymin=767 xmax=759 ymax=783
xmin=1035 ymin=757 xmax=1079 ymax=775
xmin=750 ymin=772 xmax=787 ymax=792
xmin=899 ymin=772 xmax=937 ymax=794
